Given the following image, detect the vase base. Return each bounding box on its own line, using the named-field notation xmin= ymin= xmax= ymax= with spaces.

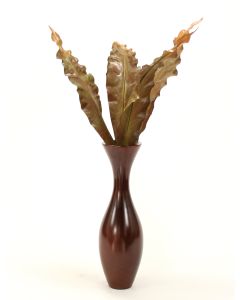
xmin=108 ymin=283 xmax=133 ymax=290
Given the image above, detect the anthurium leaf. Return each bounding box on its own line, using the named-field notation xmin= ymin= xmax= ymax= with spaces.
xmin=50 ymin=27 xmax=114 ymax=145
xmin=123 ymin=19 xmax=202 ymax=145
xmin=106 ymin=42 xmax=139 ymax=144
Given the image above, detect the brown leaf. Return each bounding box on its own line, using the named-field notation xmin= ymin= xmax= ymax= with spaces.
xmin=106 ymin=42 xmax=139 ymax=144
xmin=122 ymin=19 xmax=202 ymax=145
xmin=50 ymin=27 xmax=114 ymax=145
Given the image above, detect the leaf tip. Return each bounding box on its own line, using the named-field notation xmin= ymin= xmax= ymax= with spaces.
xmin=173 ymin=18 xmax=203 ymax=46
xmin=188 ymin=17 xmax=203 ymax=33
xmin=49 ymin=26 xmax=62 ymax=47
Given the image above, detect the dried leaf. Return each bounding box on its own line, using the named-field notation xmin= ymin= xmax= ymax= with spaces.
xmin=50 ymin=20 xmax=201 ymax=146
xmin=50 ymin=27 xmax=114 ymax=145
xmin=150 ymin=53 xmax=179 ymax=101
xmin=122 ymin=19 xmax=202 ymax=145
xmin=106 ymin=42 xmax=139 ymax=144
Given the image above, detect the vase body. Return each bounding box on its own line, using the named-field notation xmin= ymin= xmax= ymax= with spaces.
xmin=99 ymin=144 xmax=143 ymax=289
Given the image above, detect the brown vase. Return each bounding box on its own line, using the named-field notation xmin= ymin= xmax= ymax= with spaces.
xmin=99 ymin=144 xmax=143 ymax=289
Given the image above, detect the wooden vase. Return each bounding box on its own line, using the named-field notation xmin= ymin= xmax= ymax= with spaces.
xmin=99 ymin=144 xmax=143 ymax=289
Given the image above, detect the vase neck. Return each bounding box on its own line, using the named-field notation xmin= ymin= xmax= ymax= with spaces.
xmin=104 ymin=145 xmax=140 ymax=187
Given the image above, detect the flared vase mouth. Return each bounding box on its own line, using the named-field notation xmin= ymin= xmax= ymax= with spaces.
xmin=103 ymin=143 xmax=141 ymax=149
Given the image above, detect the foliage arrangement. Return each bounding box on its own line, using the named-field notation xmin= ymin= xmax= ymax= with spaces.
xmin=50 ymin=20 xmax=201 ymax=146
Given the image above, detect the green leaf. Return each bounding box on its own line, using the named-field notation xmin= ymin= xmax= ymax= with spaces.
xmin=50 ymin=27 xmax=114 ymax=145
xmin=106 ymin=42 xmax=139 ymax=145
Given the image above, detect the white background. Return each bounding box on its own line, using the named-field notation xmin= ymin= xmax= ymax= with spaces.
xmin=0 ymin=0 xmax=239 ymax=299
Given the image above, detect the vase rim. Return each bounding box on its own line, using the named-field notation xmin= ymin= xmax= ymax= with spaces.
xmin=103 ymin=143 xmax=141 ymax=148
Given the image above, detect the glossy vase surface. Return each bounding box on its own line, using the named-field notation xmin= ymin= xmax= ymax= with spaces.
xmin=99 ymin=144 xmax=143 ymax=289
